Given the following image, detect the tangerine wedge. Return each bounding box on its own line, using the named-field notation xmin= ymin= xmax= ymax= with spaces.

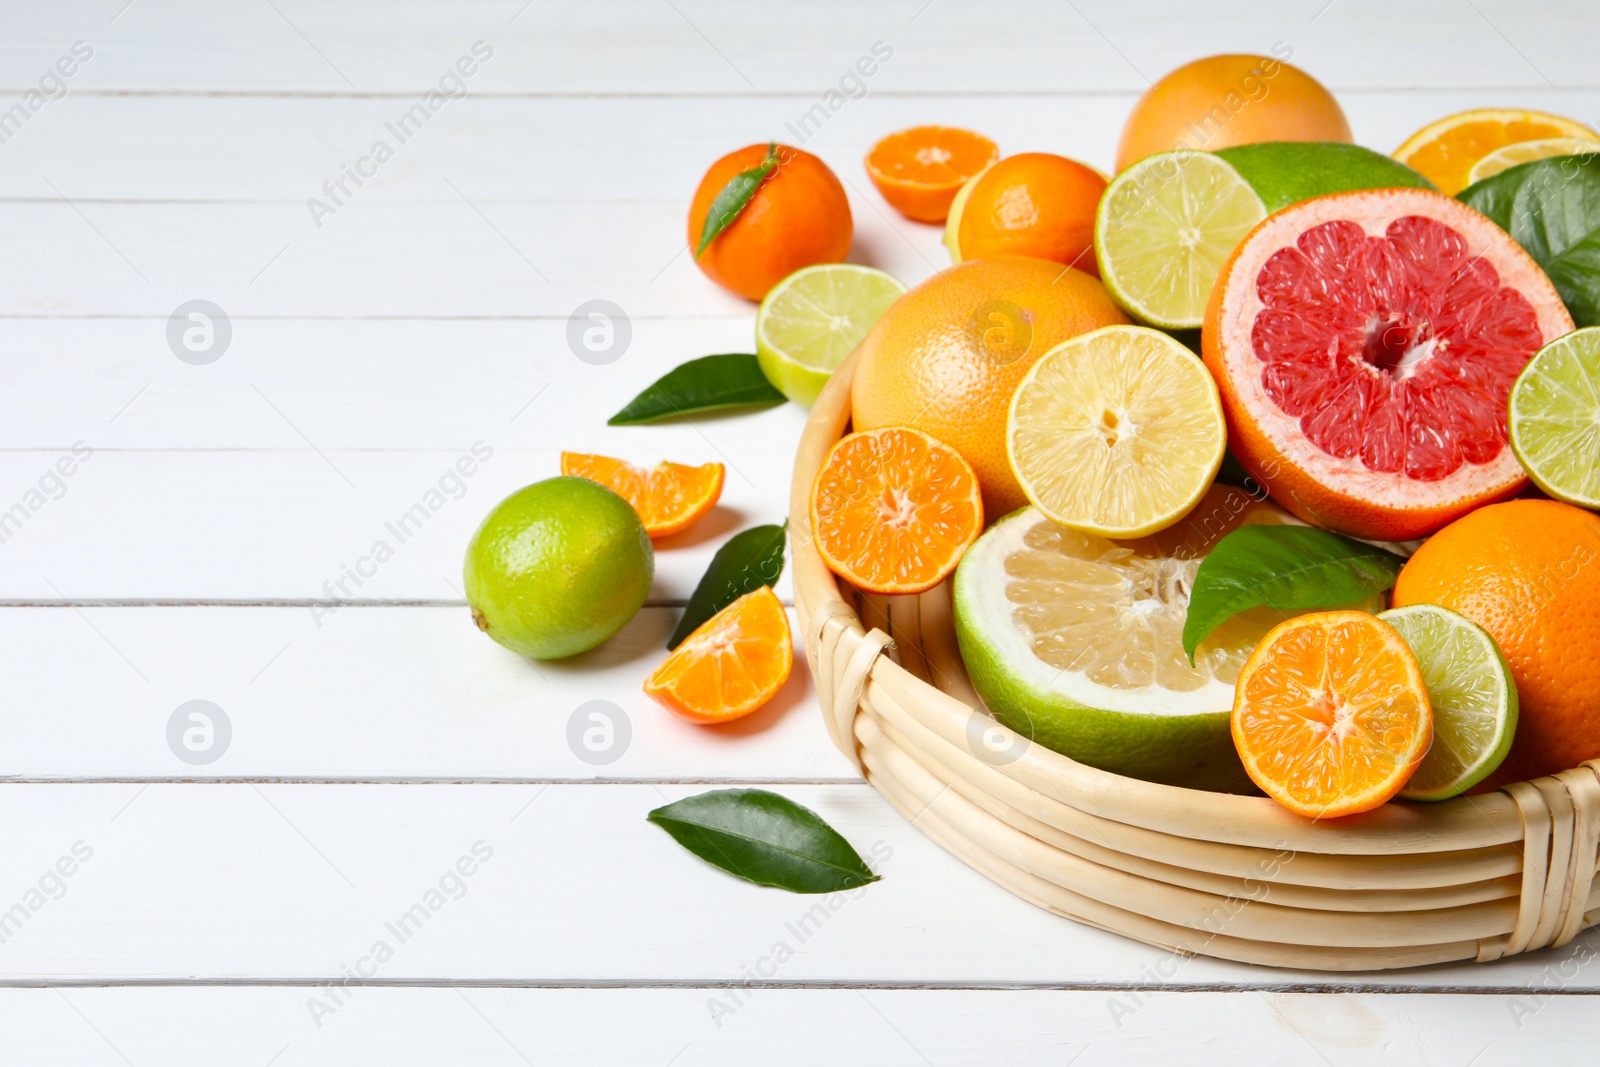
xmin=1394 ymin=108 xmax=1599 ymax=196
xmin=1232 ymin=611 xmax=1432 ymax=819
xmin=645 ymin=585 xmax=793 ymax=724
xmin=811 ymin=427 xmax=983 ymax=595
xmin=560 ymin=452 xmax=724 ymax=539
xmin=865 ymin=126 xmax=999 ymax=223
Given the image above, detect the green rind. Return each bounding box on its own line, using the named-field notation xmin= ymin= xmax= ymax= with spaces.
xmin=1214 ymin=142 xmax=1437 ymax=214
xmin=1509 ymin=326 xmax=1600 ymax=507
xmin=951 ymin=532 xmax=1255 ymax=794
xmin=1379 ymin=604 xmax=1518 ymax=801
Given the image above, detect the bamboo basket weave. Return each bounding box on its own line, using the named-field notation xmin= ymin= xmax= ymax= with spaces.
xmin=790 ymin=350 xmax=1600 ymax=971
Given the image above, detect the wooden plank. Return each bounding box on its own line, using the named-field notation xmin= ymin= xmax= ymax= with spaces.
xmin=0 ymin=607 xmax=846 ymax=780
xmin=0 ymin=781 xmax=1596 ymax=989
xmin=0 ymin=0 xmax=1590 ymax=94
xmin=3 ymin=986 xmax=1596 ymax=1066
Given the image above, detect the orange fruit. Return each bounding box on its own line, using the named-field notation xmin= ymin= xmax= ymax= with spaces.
xmin=851 ymin=255 xmax=1129 ymax=517
xmin=1202 ymin=187 xmax=1573 ymax=541
xmin=1392 ymin=500 xmax=1600 ymax=788
xmin=688 ymin=143 xmax=852 ymax=302
xmin=1115 ymin=54 xmax=1351 ymax=173
xmin=954 ymin=153 xmax=1107 ymax=275
xmin=644 ymin=585 xmax=793 ymax=724
xmin=1232 ymin=611 xmax=1432 ymax=819
xmin=559 ymin=452 xmax=724 ymax=539
xmin=811 ymin=427 xmax=983 ymax=595
xmin=1394 ymin=108 xmax=1599 ymax=196
xmin=865 ymin=126 xmax=999 ymax=223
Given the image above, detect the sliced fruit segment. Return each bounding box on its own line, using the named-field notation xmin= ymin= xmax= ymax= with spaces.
xmin=756 ymin=264 xmax=906 ymax=407
xmin=1379 ymin=604 xmax=1517 ymax=801
xmin=1509 ymin=326 xmax=1600 ymax=508
xmin=1094 ymin=150 xmax=1266 ymax=329
xmin=865 ymin=126 xmax=999 ymax=223
xmin=560 ymin=452 xmax=724 ymax=539
xmin=1393 ymin=108 xmax=1600 ymax=196
xmin=952 ymin=484 xmax=1379 ymax=792
xmin=1203 ymin=187 xmax=1575 ymax=540
xmin=1232 ymin=611 xmax=1432 ymax=818
xmin=645 ymin=585 xmax=793 ymax=724
xmin=811 ymin=426 xmax=982 ymax=595
xmin=1008 ymin=325 xmax=1225 ymax=538
xmin=1467 ymin=137 xmax=1600 ymax=185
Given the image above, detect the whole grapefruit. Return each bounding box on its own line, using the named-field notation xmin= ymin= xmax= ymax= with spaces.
xmin=688 ymin=143 xmax=852 ymax=302
xmin=850 ymin=255 xmax=1128 ymax=517
xmin=1392 ymin=499 xmax=1600 ymax=788
xmin=1116 ymin=54 xmax=1351 ymax=172
xmin=1202 ymin=187 xmax=1573 ymax=541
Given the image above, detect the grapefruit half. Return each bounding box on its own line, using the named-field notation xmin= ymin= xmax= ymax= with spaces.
xmin=1202 ymin=188 xmax=1574 ymax=541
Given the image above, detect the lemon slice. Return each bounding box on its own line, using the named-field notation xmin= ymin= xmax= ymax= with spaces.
xmin=755 ymin=264 xmax=905 ymax=407
xmin=1093 ymin=150 xmax=1265 ymax=329
xmin=1466 ymin=137 xmax=1600 ymax=185
xmin=1007 ymin=325 xmax=1225 ymax=538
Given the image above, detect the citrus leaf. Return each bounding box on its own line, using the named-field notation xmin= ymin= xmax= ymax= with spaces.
xmin=696 ymin=142 xmax=779 ymax=256
xmin=669 ymin=523 xmax=785 ymax=649
xmin=1182 ymin=525 xmax=1405 ymax=663
xmin=647 ymin=788 xmax=881 ymax=894
xmin=607 ymin=354 xmax=785 ymax=425
xmin=1544 ymin=229 xmax=1600 ymax=327
xmin=1460 ymin=153 xmax=1600 ymax=262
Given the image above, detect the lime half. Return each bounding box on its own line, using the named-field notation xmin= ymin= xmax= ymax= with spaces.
xmin=755 ymin=264 xmax=906 ymax=407
xmin=1509 ymin=326 xmax=1600 ymax=508
xmin=1379 ymin=604 xmax=1517 ymax=801
xmin=1093 ymin=150 xmax=1265 ymax=329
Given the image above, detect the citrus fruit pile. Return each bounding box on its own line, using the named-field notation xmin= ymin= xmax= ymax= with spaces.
xmin=465 ymin=51 xmax=1600 ymax=823
xmin=775 ymin=54 xmax=1600 ymax=819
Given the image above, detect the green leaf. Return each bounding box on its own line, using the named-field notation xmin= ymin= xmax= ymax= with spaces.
xmin=1182 ymin=525 xmax=1405 ymax=663
xmin=607 ymin=354 xmax=785 ymax=425
xmin=648 ymin=788 xmax=881 ymax=894
xmin=696 ymin=142 xmax=779 ymax=256
xmin=1460 ymin=154 xmax=1600 ymax=263
xmin=1544 ymin=229 xmax=1600 ymax=327
xmin=668 ymin=523 xmax=786 ymax=649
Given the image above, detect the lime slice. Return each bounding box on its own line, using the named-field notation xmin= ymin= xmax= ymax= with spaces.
xmin=1378 ymin=604 xmax=1518 ymax=801
xmin=1467 ymin=137 xmax=1600 ymax=185
xmin=1508 ymin=326 xmax=1600 ymax=508
xmin=755 ymin=264 xmax=906 ymax=407
xmin=1093 ymin=150 xmax=1265 ymax=329
xmin=1007 ymin=325 xmax=1225 ymax=538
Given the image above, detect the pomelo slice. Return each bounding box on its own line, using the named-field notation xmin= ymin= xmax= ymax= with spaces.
xmin=951 ymin=483 xmax=1379 ymax=793
xmin=1202 ymin=187 xmax=1574 ymax=541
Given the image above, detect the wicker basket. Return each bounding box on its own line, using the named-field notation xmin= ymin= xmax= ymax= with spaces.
xmin=790 ymin=350 xmax=1600 ymax=971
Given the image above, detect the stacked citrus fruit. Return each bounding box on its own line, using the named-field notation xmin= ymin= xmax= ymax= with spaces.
xmin=469 ymin=50 xmax=1600 ymax=820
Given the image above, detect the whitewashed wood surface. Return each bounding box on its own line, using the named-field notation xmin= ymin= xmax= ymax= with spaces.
xmin=6 ymin=1 xmax=1600 ymax=1063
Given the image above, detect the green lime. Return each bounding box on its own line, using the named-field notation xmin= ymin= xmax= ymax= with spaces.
xmin=1509 ymin=326 xmax=1600 ymax=508
xmin=1213 ymin=142 xmax=1437 ymax=214
xmin=1093 ymin=150 xmax=1266 ymax=330
xmin=1379 ymin=604 xmax=1518 ymax=801
xmin=464 ymin=476 xmax=653 ymax=660
xmin=755 ymin=264 xmax=906 ymax=407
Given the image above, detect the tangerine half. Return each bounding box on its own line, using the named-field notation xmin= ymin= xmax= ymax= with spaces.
xmin=560 ymin=452 xmax=724 ymax=539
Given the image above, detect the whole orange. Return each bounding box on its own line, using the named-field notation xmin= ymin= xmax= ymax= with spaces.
xmin=688 ymin=143 xmax=852 ymax=302
xmin=1391 ymin=499 xmax=1600 ymax=788
xmin=1115 ymin=54 xmax=1352 ymax=172
xmin=850 ymin=255 xmax=1129 ymax=517
xmin=954 ymin=153 xmax=1106 ymax=275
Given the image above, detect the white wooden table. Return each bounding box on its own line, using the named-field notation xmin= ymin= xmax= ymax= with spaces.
xmin=5 ymin=2 xmax=1599 ymax=1062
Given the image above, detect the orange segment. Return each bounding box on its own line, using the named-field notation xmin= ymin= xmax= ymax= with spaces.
xmin=1232 ymin=611 xmax=1432 ymax=819
xmin=810 ymin=427 xmax=983 ymax=595
xmin=865 ymin=126 xmax=1000 ymax=223
xmin=645 ymin=586 xmax=793 ymax=724
xmin=1394 ymin=108 xmax=1599 ymax=195
xmin=559 ymin=452 xmax=724 ymax=538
